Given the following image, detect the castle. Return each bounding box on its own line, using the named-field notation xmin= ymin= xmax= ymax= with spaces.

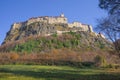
xmin=12 ymin=14 xmax=93 ymax=32
xmin=27 ymin=14 xmax=67 ymax=25
xmin=3 ymin=14 xmax=107 ymax=45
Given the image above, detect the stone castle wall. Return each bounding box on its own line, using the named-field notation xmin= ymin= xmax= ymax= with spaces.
xmin=27 ymin=14 xmax=67 ymax=25
xmin=68 ymin=22 xmax=93 ymax=32
xmin=11 ymin=14 xmax=93 ymax=32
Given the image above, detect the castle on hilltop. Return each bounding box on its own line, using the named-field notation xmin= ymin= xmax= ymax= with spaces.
xmin=12 ymin=14 xmax=93 ymax=32
xmin=27 ymin=14 xmax=68 ymax=25
xmin=3 ymin=14 xmax=107 ymax=45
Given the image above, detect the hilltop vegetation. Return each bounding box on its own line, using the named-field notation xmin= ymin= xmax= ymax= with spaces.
xmin=0 ymin=31 xmax=119 ymax=67
xmin=0 ymin=31 xmax=112 ymax=53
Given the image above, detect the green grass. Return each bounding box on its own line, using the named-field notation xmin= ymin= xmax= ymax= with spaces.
xmin=0 ymin=65 xmax=120 ymax=80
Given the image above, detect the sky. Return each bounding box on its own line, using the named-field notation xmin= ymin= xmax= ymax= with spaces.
xmin=0 ymin=0 xmax=107 ymax=45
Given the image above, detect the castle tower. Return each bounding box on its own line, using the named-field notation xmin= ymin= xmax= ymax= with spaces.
xmin=60 ymin=13 xmax=64 ymax=17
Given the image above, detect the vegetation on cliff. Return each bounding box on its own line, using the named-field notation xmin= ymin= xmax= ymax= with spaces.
xmin=0 ymin=14 xmax=117 ymax=67
xmin=0 ymin=31 xmax=117 ymax=67
xmin=0 ymin=31 xmax=112 ymax=53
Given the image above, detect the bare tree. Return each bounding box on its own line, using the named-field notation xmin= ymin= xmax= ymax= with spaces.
xmin=99 ymin=0 xmax=120 ymax=14
xmin=97 ymin=14 xmax=120 ymax=42
xmin=97 ymin=0 xmax=120 ymax=52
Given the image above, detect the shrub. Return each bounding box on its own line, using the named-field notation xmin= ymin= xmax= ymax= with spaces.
xmin=63 ymin=41 xmax=71 ymax=48
xmin=94 ymin=55 xmax=106 ymax=67
xmin=10 ymin=53 xmax=19 ymax=60
xmin=52 ymin=33 xmax=57 ymax=37
xmin=68 ymin=31 xmax=76 ymax=36
xmin=82 ymin=62 xmax=94 ymax=68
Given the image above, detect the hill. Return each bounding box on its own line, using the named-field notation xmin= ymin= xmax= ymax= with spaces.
xmin=2 ymin=14 xmax=93 ymax=44
xmin=1 ymin=14 xmax=111 ymax=52
xmin=0 ymin=31 xmax=112 ymax=53
xmin=0 ymin=14 xmax=118 ymax=66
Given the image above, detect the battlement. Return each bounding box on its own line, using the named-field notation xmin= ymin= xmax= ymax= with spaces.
xmin=27 ymin=14 xmax=67 ymax=25
xmin=12 ymin=14 xmax=93 ymax=32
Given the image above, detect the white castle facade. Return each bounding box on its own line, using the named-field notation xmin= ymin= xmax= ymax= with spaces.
xmin=12 ymin=14 xmax=93 ymax=32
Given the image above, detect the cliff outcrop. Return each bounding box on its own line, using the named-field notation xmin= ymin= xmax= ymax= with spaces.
xmin=3 ymin=14 xmax=95 ymax=44
xmin=0 ymin=14 xmax=114 ymax=53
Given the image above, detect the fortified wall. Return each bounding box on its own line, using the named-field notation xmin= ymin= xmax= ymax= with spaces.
xmin=11 ymin=14 xmax=93 ymax=32
xmin=27 ymin=14 xmax=68 ymax=25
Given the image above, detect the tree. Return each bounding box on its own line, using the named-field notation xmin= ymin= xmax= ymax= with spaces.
xmin=97 ymin=0 xmax=120 ymax=52
xmin=99 ymin=0 xmax=120 ymax=14
xmin=97 ymin=14 xmax=120 ymax=42
xmin=94 ymin=55 xmax=106 ymax=67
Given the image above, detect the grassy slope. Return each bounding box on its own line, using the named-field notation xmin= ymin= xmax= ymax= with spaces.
xmin=0 ymin=31 xmax=112 ymax=53
xmin=0 ymin=65 xmax=120 ymax=80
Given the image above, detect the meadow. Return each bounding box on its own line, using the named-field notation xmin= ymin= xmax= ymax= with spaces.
xmin=0 ymin=65 xmax=120 ymax=80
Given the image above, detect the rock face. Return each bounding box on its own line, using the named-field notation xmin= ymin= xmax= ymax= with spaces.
xmin=3 ymin=14 xmax=95 ymax=44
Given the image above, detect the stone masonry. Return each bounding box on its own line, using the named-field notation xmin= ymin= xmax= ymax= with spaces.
xmin=11 ymin=14 xmax=93 ymax=32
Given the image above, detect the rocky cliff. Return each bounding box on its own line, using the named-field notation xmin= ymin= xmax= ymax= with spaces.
xmin=3 ymin=14 xmax=94 ymax=44
xmin=0 ymin=14 xmax=114 ymax=53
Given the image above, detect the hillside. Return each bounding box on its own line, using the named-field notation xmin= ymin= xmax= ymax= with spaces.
xmin=0 ymin=31 xmax=113 ymax=53
xmin=1 ymin=14 xmax=111 ymax=52
xmin=0 ymin=31 xmax=117 ymax=66
xmin=0 ymin=14 xmax=117 ymax=66
xmin=2 ymin=14 xmax=93 ymax=44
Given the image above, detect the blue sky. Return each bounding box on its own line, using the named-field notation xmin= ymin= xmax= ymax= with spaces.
xmin=0 ymin=0 xmax=107 ymax=44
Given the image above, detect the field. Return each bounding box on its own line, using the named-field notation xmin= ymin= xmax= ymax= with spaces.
xmin=0 ymin=65 xmax=120 ymax=80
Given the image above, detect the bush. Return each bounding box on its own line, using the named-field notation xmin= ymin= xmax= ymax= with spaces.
xmin=52 ymin=33 xmax=57 ymax=37
xmin=10 ymin=53 xmax=19 ymax=60
xmin=82 ymin=62 xmax=94 ymax=68
xmin=94 ymin=55 xmax=106 ymax=67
